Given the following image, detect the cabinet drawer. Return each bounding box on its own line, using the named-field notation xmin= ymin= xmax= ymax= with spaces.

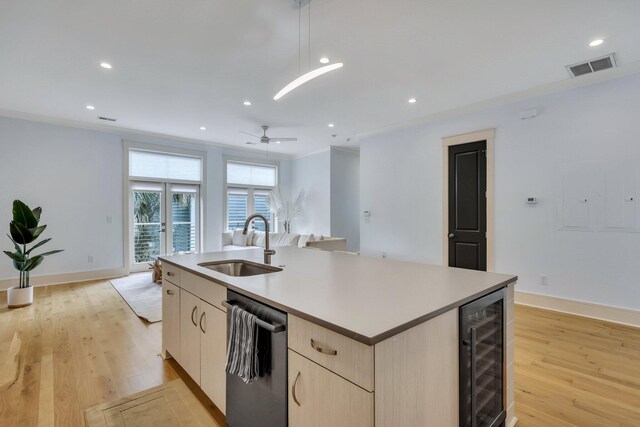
xmin=181 ymin=270 xmax=227 ymax=312
xmin=288 ymin=350 xmax=373 ymax=427
xmin=288 ymin=315 xmax=374 ymax=392
xmin=163 ymin=263 xmax=181 ymax=286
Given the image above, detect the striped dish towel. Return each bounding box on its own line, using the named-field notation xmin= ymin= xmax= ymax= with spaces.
xmin=225 ymin=305 xmax=259 ymax=383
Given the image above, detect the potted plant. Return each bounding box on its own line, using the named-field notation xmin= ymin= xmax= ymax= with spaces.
xmin=3 ymin=200 xmax=63 ymax=308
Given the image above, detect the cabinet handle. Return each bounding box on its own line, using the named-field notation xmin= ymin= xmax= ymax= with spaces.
xmin=166 ymin=290 xmax=175 ymax=295
xmin=292 ymin=371 xmax=301 ymax=406
xmin=191 ymin=306 xmax=198 ymax=327
xmin=310 ymin=338 xmax=337 ymax=356
xmin=470 ymin=327 xmax=478 ymax=426
xmin=199 ymin=312 xmax=206 ymax=334
xmin=167 ymin=271 xmax=175 ymax=277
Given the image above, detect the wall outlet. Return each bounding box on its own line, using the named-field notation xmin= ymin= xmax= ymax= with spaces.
xmin=88 ymin=255 xmax=95 ymax=263
xmin=539 ymin=274 xmax=549 ymax=286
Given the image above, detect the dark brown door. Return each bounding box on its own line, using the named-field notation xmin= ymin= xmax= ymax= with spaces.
xmin=448 ymin=141 xmax=487 ymax=271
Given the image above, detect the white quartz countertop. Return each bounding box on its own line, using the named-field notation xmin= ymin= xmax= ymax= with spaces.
xmin=160 ymin=247 xmax=517 ymax=345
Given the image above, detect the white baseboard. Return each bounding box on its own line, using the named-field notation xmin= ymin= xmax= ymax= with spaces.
xmin=515 ymin=290 xmax=640 ymax=328
xmin=0 ymin=267 xmax=127 ymax=291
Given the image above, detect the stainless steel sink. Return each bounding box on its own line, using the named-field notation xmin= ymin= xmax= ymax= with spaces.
xmin=198 ymin=260 xmax=283 ymax=277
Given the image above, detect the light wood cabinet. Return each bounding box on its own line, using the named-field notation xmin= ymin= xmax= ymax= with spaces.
xmin=288 ymin=350 xmax=374 ymax=427
xmin=179 ymin=289 xmax=201 ymax=383
xmin=162 ymin=280 xmax=181 ymax=360
xmin=200 ymin=300 xmax=227 ymax=415
xmin=288 ymin=315 xmax=374 ymax=392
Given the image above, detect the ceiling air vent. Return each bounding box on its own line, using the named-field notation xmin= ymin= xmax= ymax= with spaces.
xmin=567 ymin=53 xmax=616 ymax=78
xmin=98 ymin=116 xmax=117 ymax=122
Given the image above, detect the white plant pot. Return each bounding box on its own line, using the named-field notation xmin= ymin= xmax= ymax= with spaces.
xmin=7 ymin=286 xmax=33 ymax=308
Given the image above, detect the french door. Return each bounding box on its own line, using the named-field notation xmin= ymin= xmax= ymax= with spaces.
xmin=130 ymin=181 xmax=200 ymax=272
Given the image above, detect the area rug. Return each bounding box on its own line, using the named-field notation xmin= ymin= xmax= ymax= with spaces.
xmin=84 ymin=379 xmax=218 ymax=427
xmin=110 ymin=273 xmax=162 ymax=323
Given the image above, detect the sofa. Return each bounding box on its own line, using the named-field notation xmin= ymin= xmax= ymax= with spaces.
xmin=222 ymin=230 xmax=347 ymax=252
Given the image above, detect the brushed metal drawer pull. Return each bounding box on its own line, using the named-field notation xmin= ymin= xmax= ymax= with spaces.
xmin=310 ymin=338 xmax=337 ymax=356
xmin=191 ymin=306 xmax=198 ymax=327
xmin=167 ymin=271 xmax=175 ymax=277
xmin=292 ymin=371 xmax=301 ymax=406
xmin=199 ymin=312 xmax=206 ymax=334
xmin=166 ymin=289 xmax=175 ymax=295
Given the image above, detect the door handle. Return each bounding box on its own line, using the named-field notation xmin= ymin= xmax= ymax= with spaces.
xmin=191 ymin=306 xmax=198 ymax=327
xmin=292 ymin=371 xmax=301 ymax=406
xmin=448 ymin=233 xmax=455 ymax=238
xmin=199 ymin=312 xmax=206 ymax=334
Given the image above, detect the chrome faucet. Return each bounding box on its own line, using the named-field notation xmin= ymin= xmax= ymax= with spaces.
xmin=243 ymin=213 xmax=276 ymax=264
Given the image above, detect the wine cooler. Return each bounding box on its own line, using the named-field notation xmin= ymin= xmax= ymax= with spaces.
xmin=459 ymin=289 xmax=506 ymax=427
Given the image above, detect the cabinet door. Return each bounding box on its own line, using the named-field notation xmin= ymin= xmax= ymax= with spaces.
xmin=162 ymin=280 xmax=181 ymax=360
xmin=200 ymin=301 xmax=227 ymax=415
xmin=288 ymin=350 xmax=374 ymax=427
xmin=179 ymin=289 xmax=201 ymax=384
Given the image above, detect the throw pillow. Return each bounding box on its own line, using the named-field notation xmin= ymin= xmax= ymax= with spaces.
xmin=232 ymin=229 xmax=248 ymax=246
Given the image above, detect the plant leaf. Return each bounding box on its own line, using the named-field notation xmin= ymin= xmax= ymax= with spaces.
xmin=35 ymin=249 xmax=63 ymax=257
xmin=3 ymin=251 xmax=24 ymax=262
xmin=10 ymin=221 xmax=34 ymax=244
xmin=7 ymin=234 xmax=22 ymax=254
xmin=25 ymin=238 xmax=51 ymax=255
xmin=13 ymin=259 xmax=24 ymax=270
xmin=23 ymin=255 xmax=44 ymax=272
xmin=12 ymin=200 xmax=38 ymax=228
xmin=31 ymin=225 xmax=47 ymax=240
xmin=32 ymin=207 xmax=42 ymax=221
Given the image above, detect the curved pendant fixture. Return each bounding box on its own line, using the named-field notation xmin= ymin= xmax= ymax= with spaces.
xmin=274 ymin=63 xmax=343 ymax=100
xmin=273 ymin=0 xmax=343 ymax=101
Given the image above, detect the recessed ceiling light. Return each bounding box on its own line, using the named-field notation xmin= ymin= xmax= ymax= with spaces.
xmin=86 ymin=105 xmax=95 ymax=110
xmin=328 ymin=123 xmax=335 ymax=127
xmin=319 ymin=57 xmax=330 ymax=64
xmin=100 ymin=62 xmax=112 ymax=69
xmin=275 ymin=141 xmax=281 ymax=144
xmin=243 ymin=100 xmax=252 ymax=106
xmin=408 ymin=98 xmax=417 ymax=104
xmin=589 ymin=39 xmax=604 ymax=47
xmin=200 ymin=126 xmax=206 ymax=130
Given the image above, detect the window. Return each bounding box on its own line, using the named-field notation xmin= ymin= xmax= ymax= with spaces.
xmin=126 ymin=145 xmax=204 ymax=273
xmin=225 ymin=161 xmax=277 ymax=231
xmin=130 ymin=150 xmax=202 ymax=182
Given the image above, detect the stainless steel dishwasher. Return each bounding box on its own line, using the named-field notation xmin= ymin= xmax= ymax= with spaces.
xmin=225 ymin=290 xmax=288 ymax=427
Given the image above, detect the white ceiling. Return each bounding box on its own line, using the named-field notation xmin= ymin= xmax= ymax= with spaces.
xmin=1 ymin=0 xmax=639 ymax=156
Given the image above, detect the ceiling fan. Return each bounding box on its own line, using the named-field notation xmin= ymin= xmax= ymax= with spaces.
xmin=241 ymin=125 xmax=298 ymax=145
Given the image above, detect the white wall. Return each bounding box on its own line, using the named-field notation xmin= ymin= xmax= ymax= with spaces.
xmin=0 ymin=116 xmax=292 ymax=289
xmin=360 ymin=73 xmax=640 ymax=311
xmin=0 ymin=117 xmax=124 ymax=286
xmin=330 ymin=148 xmax=360 ymax=252
xmin=289 ymin=151 xmax=331 ymax=235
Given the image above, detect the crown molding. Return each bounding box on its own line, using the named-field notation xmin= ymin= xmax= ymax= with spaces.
xmin=0 ymin=108 xmax=294 ymax=160
xmin=359 ymin=61 xmax=640 ymax=140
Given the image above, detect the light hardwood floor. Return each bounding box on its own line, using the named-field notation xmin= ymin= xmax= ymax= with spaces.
xmin=0 ymin=280 xmax=224 ymax=427
xmin=1 ymin=281 xmax=640 ymax=426
xmin=515 ymin=305 xmax=640 ymax=426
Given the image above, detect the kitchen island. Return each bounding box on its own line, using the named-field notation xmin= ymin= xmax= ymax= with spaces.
xmin=160 ymin=247 xmax=517 ymax=426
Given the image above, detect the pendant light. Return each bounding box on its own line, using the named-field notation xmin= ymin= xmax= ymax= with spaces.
xmin=274 ymin=0 xmax=343 ymax=101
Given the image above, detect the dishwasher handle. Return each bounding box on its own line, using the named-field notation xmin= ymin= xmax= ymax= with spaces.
xmin=222 ymin=300 xmax=286 ymax=333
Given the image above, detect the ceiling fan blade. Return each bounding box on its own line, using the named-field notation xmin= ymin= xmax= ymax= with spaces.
xmin=245 ymin=141 xmax=258 ymax=145
xmin=240 ymin=131 xmax=260 ymax=138
xmin=270 ymin=137 xmax=298 ymax=142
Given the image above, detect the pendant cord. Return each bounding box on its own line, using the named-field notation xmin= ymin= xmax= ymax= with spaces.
xmin=308 ymin=0 xmax=311 ymax=71
xmin=298 ymin=1 xmax=301 ymax=75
